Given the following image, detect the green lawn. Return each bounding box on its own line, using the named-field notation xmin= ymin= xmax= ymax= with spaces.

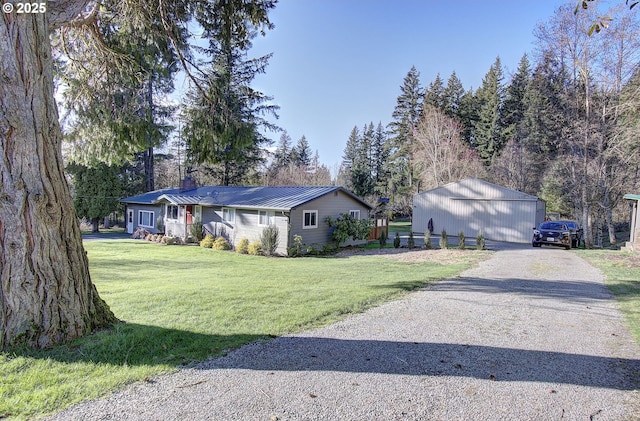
xmin=389 ymin=219 xmax=412 ymax=233
xmin=577 ymin=249 xmax=640 ymax=342
xmin=0 ymin=240 xmax=488 ymax=420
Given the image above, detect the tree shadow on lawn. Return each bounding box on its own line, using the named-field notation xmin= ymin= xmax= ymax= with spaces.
xmin=16 ymin=322 xmax=266 ymax=368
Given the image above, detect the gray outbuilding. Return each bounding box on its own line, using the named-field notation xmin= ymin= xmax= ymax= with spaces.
xmin=413 ymin=178 xmax=546 ymax=244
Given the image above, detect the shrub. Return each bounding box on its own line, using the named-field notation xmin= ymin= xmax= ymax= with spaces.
xmin=260 ymin=225 xmax=280 ymax=256
xmin=458 ymin=231 xmax=466 ymax=250
xmin=200 ymin=234 xmax=215 ymax=248
xmin=212 ymin=237 xmax=231 ymax=251
xmin=248 ymin=241 xmax=262 ymax=256
xmin=288 ymin=234 xmax=304 ymax=257
xmin=408 ymin=231 xmax=415 ymax=249
xmin=393 ymin=231 xmax=401 ymax=248
xmin=236 ymin=238 xmax=249 ymax=254
xmin=439 ymin=229 xmax=448 ymax=249
xmin=162 ymin=236 xmax=175 ymax=245
xmin=476 ymin=231 xmax=486 ymax=250
xmin=378 ymin=229 xmax=388 ymax=249
xmin=425 ymin=229 xmax=432 ymax=249
xmin=325 ymin=213 xmax=372 ymax=247
xmin=190 ymin=219 xmax=204 ymax=242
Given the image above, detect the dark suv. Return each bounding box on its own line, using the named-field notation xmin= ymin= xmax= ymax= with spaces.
xmin=532 ymin=221 xmax=572 ymax=249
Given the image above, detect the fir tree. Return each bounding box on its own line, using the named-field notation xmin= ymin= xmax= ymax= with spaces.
xmin=292 ymin=135 xmax=312 ymax=167
xmin=424 ymin=73 xmax=445 ymax=110
xmin=387 ymin=66 xmax=424 ymax=195
xmin=458 ymin=88 xmax=480 ymax=146
xmin=502 ymin=54 xmax=531 ymax=145
xmin=273 ymin=132 xmax=292 ymax=168
xmin=442 ymin=71 xmax=465 ymax=119
xmin=372 ymin=122 xmax=389 ymax=196
xmin=474 ymin=57 xmax=506 ymax=166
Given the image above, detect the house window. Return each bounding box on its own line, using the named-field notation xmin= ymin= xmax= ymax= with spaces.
xmin=167 ymin=205 xmax=179 ymax=220
xmin=138 ymin=210 xmax=155 ymax=228
xmin=222 ymin=208 xmax=235 ymax=223
xmin=349 ymin=210 xmax=361 ymax=220
xmin=303 ymin=210 xmax=318 ymax=229
xmin=259 ymin=210 xmax=275 ymax=226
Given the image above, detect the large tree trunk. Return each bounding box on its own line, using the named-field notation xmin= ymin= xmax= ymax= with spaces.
xmin=1 ymin=9 xmax=115 ymax=349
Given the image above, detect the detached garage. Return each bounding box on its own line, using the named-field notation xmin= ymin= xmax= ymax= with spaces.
xmin=413 ymin=178 xmax=546 ymax=244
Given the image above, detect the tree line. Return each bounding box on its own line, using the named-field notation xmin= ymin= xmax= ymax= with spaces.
xmin=339 ymin=3 xmax=640 ymax=248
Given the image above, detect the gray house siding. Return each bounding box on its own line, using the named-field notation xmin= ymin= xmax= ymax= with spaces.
xmin=202 ymin=207 xmax=290 ymax=255
xmin=127 ymin=204 xmax=163 ymax=234
xmin=413 ymin=178 xmax=545 ymax=244
xmin=289 ymin=190 xmax=371 ymax=248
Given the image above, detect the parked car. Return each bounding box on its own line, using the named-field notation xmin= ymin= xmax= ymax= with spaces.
xmin=532 ymin=221 xmax=572 ymax=249
xmin=556 ymin=219 xmax=582 ymax=248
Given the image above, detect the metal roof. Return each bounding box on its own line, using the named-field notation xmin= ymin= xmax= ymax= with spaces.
xmin=121 ymin=186 xmax=372 ymax=211
xmin=623 ymin=193 xmax=640 ymax=201
xmin=416 ymin=178 xmax=541 ymax=201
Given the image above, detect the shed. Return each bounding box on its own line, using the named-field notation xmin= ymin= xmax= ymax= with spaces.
xmin=413 ymin=178 xmax=546 ymax=244
xmin=623 ymin=193 xmax=640 ymax=252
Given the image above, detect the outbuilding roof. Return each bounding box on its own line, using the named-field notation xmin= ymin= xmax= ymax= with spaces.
xmin=120 ymin=185 xmax=372 ymax=212
xmin=416 ymin=178 xmax=540 ymax=201
xmin=623 ymin=193 xmax=640 ymax=201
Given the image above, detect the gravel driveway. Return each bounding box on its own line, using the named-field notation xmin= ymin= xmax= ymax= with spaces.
xmin=47 ymin=248 xmax=640 ymax=420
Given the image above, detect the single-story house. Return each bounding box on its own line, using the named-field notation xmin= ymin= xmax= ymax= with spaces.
xmin=623 ymin=193 xmax=640 ymax=252
xmin=120 ymin=183 xmax=373 ymax=255
xmin=413 ymin=178 xmax=546 ymax=244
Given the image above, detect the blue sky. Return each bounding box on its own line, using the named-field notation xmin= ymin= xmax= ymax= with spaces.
xmin=182 ymin=0 xmax=571 ymax=171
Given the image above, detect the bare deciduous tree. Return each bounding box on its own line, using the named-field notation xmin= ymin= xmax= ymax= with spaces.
xmin=412 ymin=106 xmax=485 ymax=191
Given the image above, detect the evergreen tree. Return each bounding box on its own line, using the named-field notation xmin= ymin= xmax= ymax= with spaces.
xmin=442 ymin=71 xmax=465 ymax=119
xmin=342 ymin=126 xmax=360 ymax=173
xmin=59 ymin=6 xmax=179 ymax=192
xmin=458 ymin=87 xmax=480 ymax=146
xmin=68 ymin=163 xmax=123 ymax=233
xmin=502 ymin=54 xmax=531 ymax=145
xmin=387 ymin=66 xmax=424 ymax=201
xmin=474 ymin=57 xmax=506 ymax=166
xmin=424 ymin=73 xmax=445 ymax=110
xmin=372 ymin=122 xmax=390 ymax=196
xmin=292 ymin=135 xmax=312 ymax=167
xmin=181 ymin=0 xmax=278 ymax=186
xmin=273 ymin=132 xmax=292 ymax=168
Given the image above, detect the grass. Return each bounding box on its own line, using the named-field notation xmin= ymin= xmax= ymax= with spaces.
xmin=577 ymin=249 xmax=640 ymax=343
xmin=0 ymin=240 xmax=487 ymax=420
xmin=389 ymin=219 xmax=412 ymax=233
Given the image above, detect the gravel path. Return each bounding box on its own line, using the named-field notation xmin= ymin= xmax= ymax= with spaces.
xmin=47 ymin=248 xmax=640 ymax=420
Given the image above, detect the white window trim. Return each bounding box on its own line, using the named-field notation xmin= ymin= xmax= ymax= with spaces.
xmin=166 ymin=204 xmax=179 ymax=221
xmin=138 ymin=210 xmax=155 ymax=228
xmin=303 ymin=210 xmax=318 ymax=229
xmin=222 ymin=207 xmax=236 ymax=223
xmin=259 ymin=210 xmax=275 ymax=226
xmin=349 ymin=209 xmax=361 ymax=220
